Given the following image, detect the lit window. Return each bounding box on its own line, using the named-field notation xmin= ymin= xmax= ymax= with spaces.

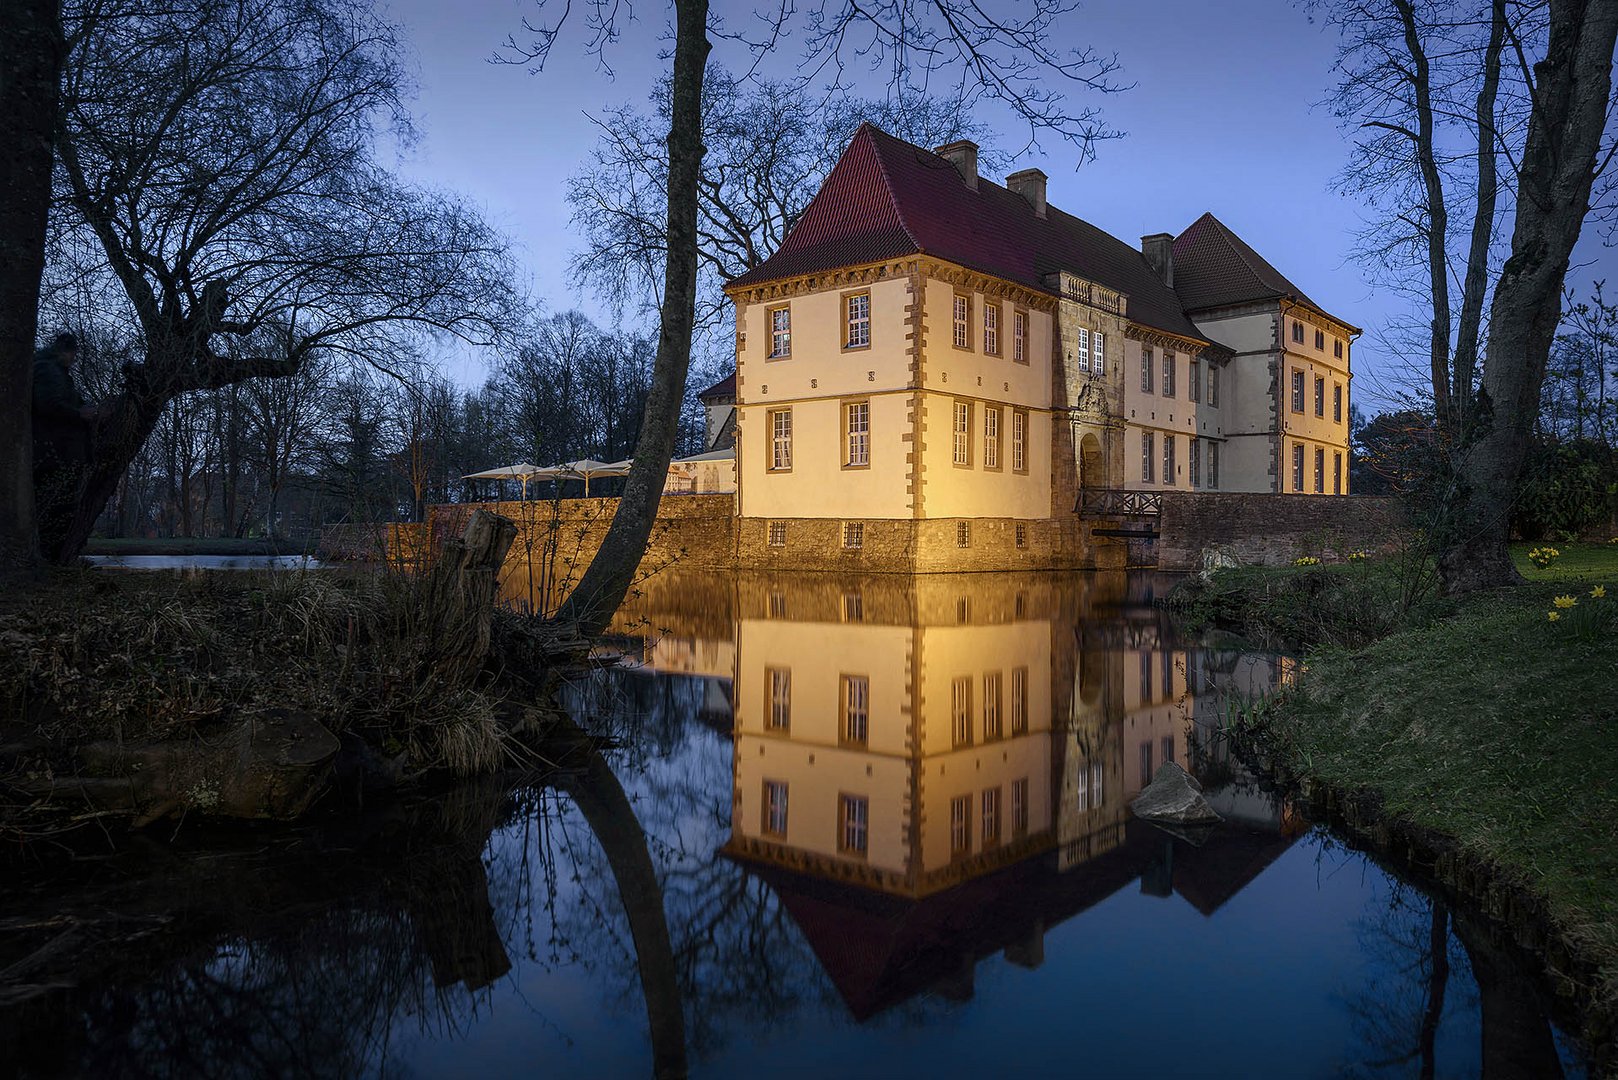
xmin=1012 ymin=410 xmax=1027 ymax=472
xmin=952 ymin=676 xmax=973 ymax=746
xmin=845 ymin=292 xmax=870 ymax=348
xmin=1141 ymin=431 xmax=1155 ymax=483
xmin=839 ymin=794 xmax=868 ymax=855
xmin=763 ymin=780 xmax=788 ymax=837
xmin=1090 ymin=762 xmax=1104 ymax=809
xmin=767 ymin=667 xmax=791 ymax=730
xmin=984 ymin=303 xmax=999 ymax=355
xmin=950 ymin=795 xmax=971 ymax=855
xmin=769 ymin=306 xmax=791 ymax=358
xmin=1292 ymin=443 xmax=1305 ymax=491
xmin=1014 ymin=522 xmax=1027 ymax=549
xmin=769 ymin=408 xmax=792 ymax=470
xmin=1291 ymin=369 xmax=1305 ymax=412
xmin=767 ymin=521 xmax=787 ymax=547
xmin=956 ymin=520 xmax=971 ymax=548
xmin=1093 ymin=332 xmax=1105 ymax=375
xmin=1012 ymin=777 xmax=1029 ymax=835
xmin=1163 ymin=434 xmax=1176 ymax=486
xmin=981 ymin=787 xmax=1001 ymax=846
xmin=1011 ymin=666 xmax=1028 ymax=733
xmin=1076 ymin=327 xmax=1090 ymax=373
xmin=842 ymin=521 xmax=863 ymax=549
xmin=841 ymin=675 xmax=869 ymax=746
xmin=1141 ymin=346 xmax=1155 ymax=393
xmin=953 ymin=400 xmax=972 ymax=466
xmin=983 ymin=671 xmax=1003 ymax=740
xmin=1162 ymin=352 xmax=1176 ymax=398
xmin=845 ymin=401 xmax=869 ymax=466
xmin=953 ymin=294 xmax=971 ymax=349
xmin=984 ymin=407 xmax=1001 ymax=469
xmin=1013 ymin=311 xmax=1026 ymax=362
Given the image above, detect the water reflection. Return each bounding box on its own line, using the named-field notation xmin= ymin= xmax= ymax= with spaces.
xmin=0 ymin=570 xmax=1591 ymax=1077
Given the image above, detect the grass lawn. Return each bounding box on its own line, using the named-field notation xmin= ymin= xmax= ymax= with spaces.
xmin=1256 ymin=542 xmax=1618 ymax=1010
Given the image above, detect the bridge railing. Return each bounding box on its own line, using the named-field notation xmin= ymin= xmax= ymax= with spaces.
xmin=1075 ymin=488 xmax=1164 ymax=518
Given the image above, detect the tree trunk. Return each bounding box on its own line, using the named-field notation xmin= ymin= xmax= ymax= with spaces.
xmin=553 ymin=0 xmax=710 ymax=636
xmin=1451 ymin=0 xmax=1505 ymax=425
xmin=1439 ymin=0 xmax=1618 ymax=595
xmin=0 ymin=0 xmax=63 ymax=580
xmin=55 ymin=381 xmax=164 ymax=562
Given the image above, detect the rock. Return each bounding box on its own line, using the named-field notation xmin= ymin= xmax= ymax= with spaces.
xmin=1130 ymin=761 xmax=1223 ymax=827
xmin=1199 ymin=544 xmax=1244 ymax=581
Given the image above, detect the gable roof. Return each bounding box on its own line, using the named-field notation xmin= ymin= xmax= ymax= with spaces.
xmin=1172 ymin=212 xmax=1354 ymax=332
xmin=727 ymin=124 xmax=1209 ymax=345
xmin=696 ymin=372 xmax=735 ymax=402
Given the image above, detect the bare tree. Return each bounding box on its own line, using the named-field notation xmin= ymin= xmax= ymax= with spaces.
xmin=0 ymin=0 xmax=64 ymax=579
xmin=243 ymin=346 xmax=331 ymax=539
xmin=507 ymin=0 xmax=1127 ymax=635
xmin=42 ymin=0 xmax=519 ymax=562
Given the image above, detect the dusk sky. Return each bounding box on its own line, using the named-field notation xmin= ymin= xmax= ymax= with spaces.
xmin=380 ymin=0 xmax=1618 ymax=407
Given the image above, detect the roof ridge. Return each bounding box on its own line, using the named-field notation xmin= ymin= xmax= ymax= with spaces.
xmin=863 ymin=126 xmax=926 ymax=256
xmin=1197 ymin=212 xmax=1281 ymax=298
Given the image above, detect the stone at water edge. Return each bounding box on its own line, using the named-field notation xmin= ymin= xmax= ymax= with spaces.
xmin=1130 ymin=761 xmax=1223 ymax=826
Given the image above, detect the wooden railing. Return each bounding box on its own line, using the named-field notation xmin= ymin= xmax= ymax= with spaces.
xmin=1075 ymin=488 xmax=1163 ymax=518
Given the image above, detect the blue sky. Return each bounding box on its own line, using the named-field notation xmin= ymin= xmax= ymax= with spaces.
xmin=380 ymin=0 xmax=1617 ymax=407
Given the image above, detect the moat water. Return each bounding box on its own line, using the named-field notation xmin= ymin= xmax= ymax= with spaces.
xmin=0 ymin=570 xmax=1592 ymax=1077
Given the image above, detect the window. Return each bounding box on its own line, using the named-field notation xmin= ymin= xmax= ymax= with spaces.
xmin=1089 ymin=762 xmax=1104 ymax=809
xmin=1075 ymin=327 xmax=1090 ymax=373
xmin=1012 ymin=778 xmax=1029 ymax=835
xmin=1314 ymin=328 xmax=1325 ymax=351
xmin=1012 ymin=410 xmax=1028 ymax=472
xmin=1190 ymin=438 xmax=1202 ymax=487
xmin=1209 ymin=441 xmax=1220 ymax=489
xmin=768 ymin=305 xmax=792 ymax=358
xmin=956 ymin=520 xmax=971 ymax=548
xmin=1314 ymin=446 xmax=1325 ymax=493
xmin=950 ymin=795 xmax=971 ymax=855
xmin=953 ymin=400 xmax=972 ymax=466
xmin=1292 ymin=443 xmax=1305 ymax=491
xmin=1333 ymin=383 xmax=1343 ymax=423
xmin=844 ymin=292 xmax=870 ymax=349
xmin=842 ymin=591 xmax=864 ymax=622
xmin=767 ymin=521 xmax=787 ymax=547
xmin=983 ymin=672 xmax=1003 ymax=740
xmin=1162 ymin=736 xmax=1175 ymax=766
xmin=769 ymin=408 xmax=793 ymax=470
xmin=839 ymin=795 xmax=868 ymax=855
xmin=842 ymin=521 xmax=864 ymax=549
xmin=1334 ymin=338 xmax=1344 ymax=359
xmin=767 ymin=667 xmax=791 ymax=730
xmin=1014 ymin=522 xmax=1027 ymax=549
xmin=981 ymin=788 xmax=1001 ymax=847
xmin=953 ymin=293 xmax=971 ymax=349
xmin=1292 ymin=320 xmax=1305 ymax=344
xmin=952 ymin=676 xmax=973 ymax=747
xmin=1291 ymin=369 xmax=1305 ymax=413
xmin=983 ymin=302 xmax=1000 ymax=355
xmin=1011 ymin=667 xmax=1028 ymax=734
xmin=1161 ymin=650 xmax=1173 ymax=697
xmin=1314 ymin=375 xmax=1326 ymax=417
xmin=1163 ymin=434 xmax=1176 ymax=486
xmin=1140 ymin=650 xmax=1153 ymax=700
xmin=1141 ymin=346 xmax=1155 ymax=393
xmin=1209 ymin=365 xmax=1220 ymax=407
xmin=841 ymin=675 xmax=869 ymax=746
xmin=1013 ymin=310 xmax=1027 ymax=363
xmin=1140 ymin=739 xmax=1154 ymax=783
xmin=1141 ymin=431 xmax=1155 ymax=483
xmin=1093 ymin=332 xmax=1105 ymax=375
xmin=763 ymin=780 xmax=788 ymax=837
xmin=1334 ymin=451 xmax=1343 ymax=495
xmin=1162 ymin=352 xmax=1176 ymax=398
xmin=767 ymin=591 xmax=787 ymax=618
xmin=984 ymin=407 xmax=1001 ymax=469
xmin=1189 ymin=359 xmax=1201 ymax=402
xmin=845 ymin=401 xmax=869 ymax=467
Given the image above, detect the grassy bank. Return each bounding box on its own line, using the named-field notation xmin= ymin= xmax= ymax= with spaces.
xmin=83 ymin=536 xmax=318 ymax=556
xmin=1212 ymin=543 xmax=1618 ymax=1015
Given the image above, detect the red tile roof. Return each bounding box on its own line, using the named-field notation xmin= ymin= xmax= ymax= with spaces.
xmin=696 ymin=372 xmax=735 ymax=402
xmin=728 ymin=124 xmax=1210 ymax=344
xmin=1172 ymin=212 xmax=1356 ymax=332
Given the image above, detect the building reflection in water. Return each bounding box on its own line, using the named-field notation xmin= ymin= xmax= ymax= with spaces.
xmin=610 ymin=570 xmax=1303 ymax=1021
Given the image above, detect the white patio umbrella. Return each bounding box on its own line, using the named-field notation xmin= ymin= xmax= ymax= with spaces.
xmin=555 ymin=458 xmax=632 ymax=496
xmin=461 ymin=462 xmax=560 ymax=499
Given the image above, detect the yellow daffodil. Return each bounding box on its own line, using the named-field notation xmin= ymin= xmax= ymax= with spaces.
xmin=1593 ymin=585 xmax=1608 ymax=599
xmin=1553 ymin=595 xmax=1578 ymax=609
xmin=1547 ymin=611 xmax=1561 ymax=622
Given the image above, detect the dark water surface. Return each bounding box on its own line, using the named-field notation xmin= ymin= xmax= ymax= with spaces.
xmin=1 ymin=571 xmax=1590 ymax=1077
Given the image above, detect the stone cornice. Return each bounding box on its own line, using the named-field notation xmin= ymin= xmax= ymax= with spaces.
xmin=725 ymin=256 xmax=1060 ymax=315
xmin=1125 ymin=324 xmax=1230 ymax=362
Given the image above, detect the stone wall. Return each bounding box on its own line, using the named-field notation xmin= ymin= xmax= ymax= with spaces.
xmin=733 ymin=514 xmax=1117 ymax=573
xmin=1154 ymin=492 xmax=1405 ymax=571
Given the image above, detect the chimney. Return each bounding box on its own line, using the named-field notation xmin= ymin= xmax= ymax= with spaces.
xmin=1006 ymin=168 xmax=1048 ymax=218
xmin=1141 ymin=233 xmax=1174 ymax=287
xmin=934 ymin=139 xmax=979 ymax=191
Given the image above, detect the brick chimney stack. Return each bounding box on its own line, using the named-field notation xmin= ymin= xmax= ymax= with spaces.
xmin=934 ymin=140 xmax=979 ymax=191
xmin=1141 ymin=233 xmax=1174 ymax=288
xmin=1006 ymin=169 xmax=1048 ymax=218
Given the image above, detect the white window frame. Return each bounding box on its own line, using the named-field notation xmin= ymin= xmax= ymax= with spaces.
xmin=769 ymin=408 xmax=792 ymax=471
xmin=845 ymin=400 xmax=869 ymax=467
xmin=953 ymin=400 xmax=972 ymax=466
xmin=769 ymin=305 xmax=791 ymax=358
xmin=983 ymin=406 xmax=1001 ymax=469
xmin=845 ymin=292 xmax=870 ymax=349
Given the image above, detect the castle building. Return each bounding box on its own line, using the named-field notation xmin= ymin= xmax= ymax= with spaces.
xmin=721 ymin=125 xmax=1357 ymax=570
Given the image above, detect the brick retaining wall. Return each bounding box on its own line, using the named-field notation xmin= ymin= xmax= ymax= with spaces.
xmin=1154 ymin=492 xmax=1405 ymax=571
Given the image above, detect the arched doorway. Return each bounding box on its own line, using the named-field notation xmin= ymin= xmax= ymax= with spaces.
xmin=1079 ymin=432 xmax=1105 ymax=490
